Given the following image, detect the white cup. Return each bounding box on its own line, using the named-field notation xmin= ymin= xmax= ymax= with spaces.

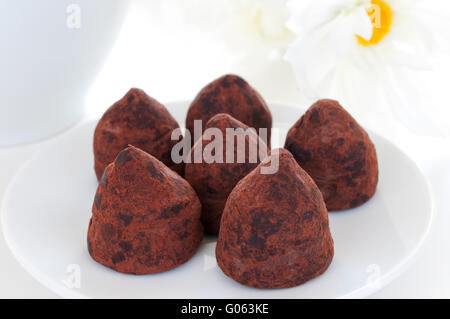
xmin=0 ymin=0 xmax=128 ymax=146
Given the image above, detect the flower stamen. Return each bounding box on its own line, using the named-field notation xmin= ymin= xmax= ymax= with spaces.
xmin=357 ymin=0 xmax=393 ymax=46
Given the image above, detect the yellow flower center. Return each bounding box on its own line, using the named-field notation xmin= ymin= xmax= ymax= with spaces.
xmin=357 ymin=0 xmax=393 ymax=46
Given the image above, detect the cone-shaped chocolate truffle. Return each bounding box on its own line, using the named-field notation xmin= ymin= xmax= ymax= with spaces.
xmin=94 ymin=88 xmax=183 ymax=180
xmin=186 ymin=74 xmax=272 ymax=146
xmin=88 ymin=146 xmax=203 ymax=274
xmin=216 ymin=149 xmax=334 ymax=289
xmin=285 ymin=99 xmax=378 ymax=211
xmin=185 ymin=113 xmax=269 ymax=235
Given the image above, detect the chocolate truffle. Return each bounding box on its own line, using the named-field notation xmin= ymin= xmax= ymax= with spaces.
xmin=93 ymin=88 xmax=183 ymax=180
xmin=186 ymin=74 xmax=272 ymax=146
xmin=284 ymin=99 xmax=378 ymax=211
xmin=185 ymin=113 xmax=269 ymax=235
xmin=216 ymin=148 xmax=334 ymax=289
xmin=88 ymin=146 xmax=203 ymax=274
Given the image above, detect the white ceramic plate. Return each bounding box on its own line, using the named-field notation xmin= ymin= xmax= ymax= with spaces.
xmin=1 ymin=102 xmax=433 ymax=299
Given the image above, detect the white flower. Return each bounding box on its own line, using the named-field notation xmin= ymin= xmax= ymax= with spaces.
xmin=156 ymin=0 xmax=299 ymax=102
xmin=164 ymin=0 xmax=295 ymax=59
xmin=286 ymin=0 xmax=450 ymax=136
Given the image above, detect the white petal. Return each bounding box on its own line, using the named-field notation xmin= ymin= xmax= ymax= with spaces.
xmin=383 ymin=66 xmax=450 ymax=136
xmin=286 ymin=16 xmax=349 ymax=96
xmin=286 ymin=0 xmax=372 ymax=96
xmin=352 ymin=4 xmax=373 ymax=41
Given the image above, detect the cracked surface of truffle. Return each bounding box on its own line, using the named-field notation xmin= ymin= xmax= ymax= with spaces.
xmin=94 ymin=88 xmax=183 ymax=180
xmin=186 ymin=74 xmax=272 ymax=146
xmin=185 ymin=113 xmax=268 ymax=235
xmin=285 ymin=99 xmax=379 ymax=211
xmin=88 ymin=146 xmax=203 ymax=274
xmin=216 ymin=148 xmax=334 ymax=289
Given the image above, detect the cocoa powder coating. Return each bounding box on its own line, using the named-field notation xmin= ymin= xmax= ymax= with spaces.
xmin=186 ymin=74 xmax=272 ymax=146
xmin=94 ymin=88 xmax=183 ymax=180
xmin=216 ymin=148 xmax=334 ymax=289
xmin=285 ymin=99 xmax=379 ymax=211
xmin=185 ymin=113 xmax=269 ymax=235
xmin=88 ymin=146 xmax=203 ymax=274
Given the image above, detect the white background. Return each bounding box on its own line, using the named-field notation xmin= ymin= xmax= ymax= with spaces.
xmin=1 ymin=1 xmax=450 ymax=298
